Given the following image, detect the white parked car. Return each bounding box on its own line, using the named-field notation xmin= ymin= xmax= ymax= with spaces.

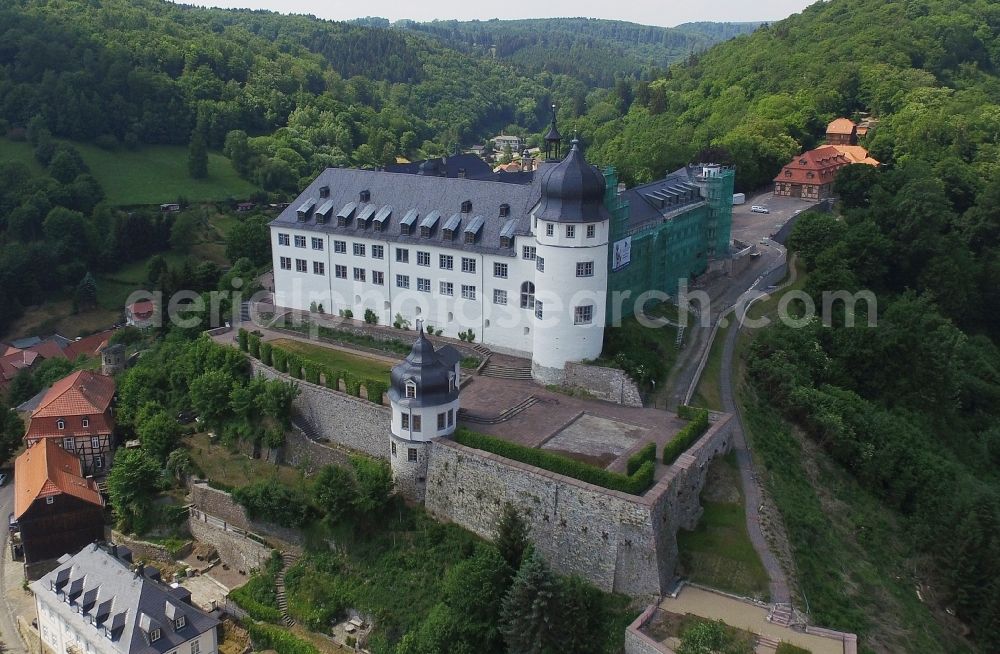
xmin=751 ymin=205 xmax=770 ymax=214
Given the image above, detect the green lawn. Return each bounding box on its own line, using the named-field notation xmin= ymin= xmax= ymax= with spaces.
xmin=676 ymin=451 xmax=771 ymax=600
xmin=269 ymin=338 xmax=393 ymax=385
xmin=0 ymin=136 xmax=258 ymax=205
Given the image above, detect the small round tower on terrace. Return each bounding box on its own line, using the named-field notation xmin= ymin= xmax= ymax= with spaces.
xmin=388 ymin=321 xmax=462 ymax=502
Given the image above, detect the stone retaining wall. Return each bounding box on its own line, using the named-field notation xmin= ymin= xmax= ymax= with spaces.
xmin=188 ymin=482 xmax=303 ymax=548
xmin=110 ymin=531 xmax=193 ymax=565
xmin=624 ymin=607 xmax=671 ymax=654
xmin=250 ymin=359 xmax=390 ymax=460
xmin=563 ymin=362 xmax=643 ymax=407
xmin=187 ymin=513 xmax=272 ymax=573
xmin=281 ymin=428 xmax=355 ymax=472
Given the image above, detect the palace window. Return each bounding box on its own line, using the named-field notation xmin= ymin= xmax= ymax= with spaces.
xmin=408 ymin=448 xmax=417 ymax=462
xmin=535 ymin=301 xmax=543 ymax=320
xmin=576 ymin=261 xmax=594 ymax=277
xmin=461 ymin=285 xmax=476 ymax=300
xmin=391 ymin=442 xmax=397 ymax=457
xmin=574 ymin=305 xmax=593 ymax=325
xmin=335 ymin=265 xmax=347 ymax=279
xmin=412 ymin=415 xmax=421 ymax=432
xmin=417 ymin=278 xmax=431 ymax=292
xmin=372 ymin=244 xmax=384 ymax=259
xmin=280 ymin=257 xmax=291 ymax=270
xmin=278 ymin=233 xmax=290 ymax=246
xmin=295 ymin=259 xmax=307 ymax=272
xmin=586 ymin=224 xmax=595 ymax=238
xmin=396 ymin=274 xmax=410 ymax=289
xmin=294 ymin=235 xmax=306 ymax=248
xmin=334 ymin=240 xmax=346 ymax=253
xmin=520 ymin=282 xmax=535 ymax=309
xmin=396 ymin=248 xmax=409 ymax=263
xmin=353 ymin=243 xmax=366 ymax=256
xmin=545 ymin=223 xmax=554 ymax=237
xmin=438 ymin=412 xmax=447 ymax=430
xmin=354 ymin=268 xmax=366 ymax=282
xmin=311 ymin=237 xmax=324 ymax=250
xmin=313 ymin=262 xmax=325 ymax=275
xmin=439 ymin=254 xmax=454 ymax=270
xmin=493 ymin=289 xmax=507 ymax=305
xmin=440 ymin=282 xmax=454 ymax=296
xmin=176 ymin=616 xmax=186 ymax=630
xmin=536 ymin=256 xmax=544 ymax=272
xmin=149 ymin=629 xmax=161 ymax=643
xmin=566 ymin=225 xmax=575 ymax=238
xmin=417 ymin=251 xmax=430 ymax=266
xmin=494 ymin=262 xmax=508 ymax=278
xmin=461 ymin=257 xmax=476 ymax=273
xmin=522 ymin=246 xmax=536 ymax=260
xmin=373 ymin=271 xmax=384 ymax=285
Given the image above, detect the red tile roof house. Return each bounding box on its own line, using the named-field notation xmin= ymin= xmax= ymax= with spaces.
xmin=0 ymin=347 xmax=39 ymax=394
xmin=773 ymin=145 xmax=852 ymax=201
xmin=13 ymin=439 xmax=104 ymax=566
xmin=25 ymin=370 xmax=117 ymax=477
xmin=125 ymin=299 xmax=156 ymax=328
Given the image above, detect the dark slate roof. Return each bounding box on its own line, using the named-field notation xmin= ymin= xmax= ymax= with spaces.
xmin=621 ymin=166 xmax=708 ymax=229
xmin=31 ymin=544 xmax=219 ymax=654
xmin=535 ymin=141 xmax=610 ymax=224
xmin=270 ymin=167 xmax=547 ymax=257
xmin=389 ymin=325 xmax=461 ymax=408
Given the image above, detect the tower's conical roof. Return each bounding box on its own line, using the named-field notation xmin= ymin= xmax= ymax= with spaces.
xmin=535 ymin=140 xmax=610 ymax=223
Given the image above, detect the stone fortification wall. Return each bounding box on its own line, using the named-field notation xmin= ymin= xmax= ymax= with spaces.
xmin=624 ymin=607 xmax=671 ymax=654
xmin=424 ymin=414 xmax=734 ymax=597
xmin=187 ymin=510 xmax=272 ymax=573
xmin=563 ymin=362 xmax=643 ymax=407
xmin=188 ymin=482 xmax=303 ymax=547
xmin=250 ymin=359 xmax=390 ymax=460
xmin=281 ymin=428 xmax=355 ymax=472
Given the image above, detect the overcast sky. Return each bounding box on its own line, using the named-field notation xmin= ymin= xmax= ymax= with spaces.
xmin=183 ymin=0 xmax=816 ymax=28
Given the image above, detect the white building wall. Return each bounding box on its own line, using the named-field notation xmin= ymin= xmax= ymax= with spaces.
xmin=390 ymin=398 xmax=460 ymax=442
xmin=270 ymin=226 xmax=566 ymax=358
xmin=531 ymin=218 xmax=609 ymax=382
xmin=36 ymin=593 xmax=218 ymax=654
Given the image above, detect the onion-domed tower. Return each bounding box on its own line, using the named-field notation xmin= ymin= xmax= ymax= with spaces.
xmin=531 ymin=139 xmax=611 ymax=384
xmin=388 ymin=321 xmax=462 ymax=502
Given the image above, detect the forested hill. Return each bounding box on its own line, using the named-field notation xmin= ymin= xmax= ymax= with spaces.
xmin=0 ymin=0 xmax=563 ymax=176
xmin=578 ymin=0 xmax=999 ymax=190
xmin=392 ymin=18 xmax=760 ymax=87
xmin=564 ymin=0 xmax=1000 ymax=650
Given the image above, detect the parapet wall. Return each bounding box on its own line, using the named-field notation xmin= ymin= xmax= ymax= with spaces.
xmin=250 ymin=358 xmax=390 ymax=460
xmin=563 ymin=362 xmax=643 ymax=407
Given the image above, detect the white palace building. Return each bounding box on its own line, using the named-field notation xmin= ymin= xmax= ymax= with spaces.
xmin=270 ymin=128 xmax=734 ymax=383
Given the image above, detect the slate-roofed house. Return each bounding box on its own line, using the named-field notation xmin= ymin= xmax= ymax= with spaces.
xmin=25 ymin=370 xmax=117 ymax=475
xmin=32 ymin=544 xmax=219 ymax=654
xmin=13 ymin=439 xmax=104 ymax=564
xmin=269 ymin=125 xmax=734 ymax=383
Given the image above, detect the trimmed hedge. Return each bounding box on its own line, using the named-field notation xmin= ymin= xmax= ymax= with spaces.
xmin=626 ymin=442 xmax=657 ymax=475
xmin=259 ymin=342 xmax=272 ymax=366
xmin=237 ymin=328 xmax=249 ymax=352
xmin=303 ymin=363 xmax=321 ymax=385
xmin=286 ymin=354 xmax=303 ymax=379
xmin=454 ymin=428 xmax=654 ymax=495
xmin=248 ymin=333 xmax=261 ymax=358
xmin=677 ymin=404 xmax=702 ymax=420
xmin=364 ymin=379 xmax=387 ymax=405
xmin=271 ymin=347 xmax=287 ymax=372
xmin=248 ymin=622 xmax=319 ymax=654
xmin=663 ymin=408 xmax=710 ymax=465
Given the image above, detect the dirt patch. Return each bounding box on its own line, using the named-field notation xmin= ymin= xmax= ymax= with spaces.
xmin=701 ymin=454 xmax=741 ymax=503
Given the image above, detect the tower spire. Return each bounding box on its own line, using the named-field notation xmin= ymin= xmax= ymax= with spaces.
xmin=544 ymin=103 xmax=562 ymax=162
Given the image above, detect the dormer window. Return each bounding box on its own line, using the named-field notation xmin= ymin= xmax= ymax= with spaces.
xmin=359 ymin=190 xmax=371 ymax=203
xmin=175 ymin=616 xmax=186 ymax=630
xmin=499 ymin=204 xmax=510 ymax=218
xmin=405 ymin=381 xmax=416 ymax=399
xmin=57 ymin=419 xmax=65 ymax=430
xmin=149 ymin=629 xmax=161 ymax=643
xmin=461 ymin=200 xmax=472 ymax=214
xmin=319 ymin=186 xmax=330 ymax=198
xmin=82 ymin=418 xmax=89 ymax=428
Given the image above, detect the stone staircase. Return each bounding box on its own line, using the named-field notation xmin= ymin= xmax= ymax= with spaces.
xmin=240 ymin=301 xmax=251 ymax=323
xmin=768 ymin=603 xmax=793 ymax=627
xmin=480 ymin=360 xmax=533 ymax=380
xmin=756 ymin=634 xmax=781 ymax=651
xmin=471 ymin=343 xmax=491 ymax=358
xmin=458 ymin=396 xmax=539 ymax=424
xmin=292 ymin=414 xmax=323 ymax=441
xmin=276 ymin=551 xmax=299 ymax=627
